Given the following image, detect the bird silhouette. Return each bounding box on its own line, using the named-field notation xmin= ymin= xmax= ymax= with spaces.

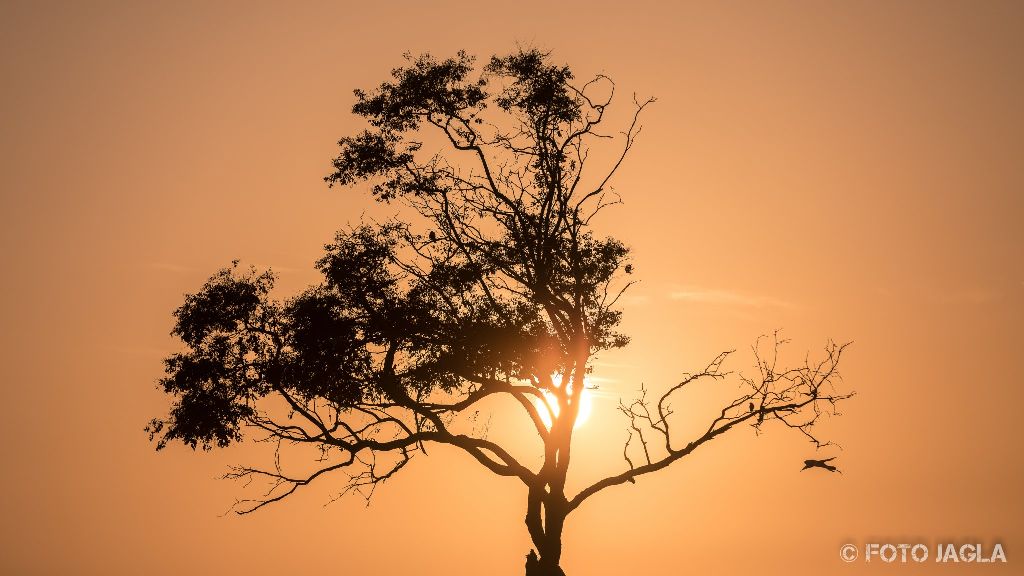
xmin=428 ymin=230 xmax=437 ymax=242
xmin=801 ymin=457 xmax=841 ymax=473
xmin=748 ymin=402 xmax=755 ymax=413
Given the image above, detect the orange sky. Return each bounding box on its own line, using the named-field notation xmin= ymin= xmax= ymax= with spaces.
xmin=1 ymin=1 xmax=1022 ymax=574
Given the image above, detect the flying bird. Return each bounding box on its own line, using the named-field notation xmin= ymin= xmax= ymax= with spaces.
xmin=801 ymin=457 xmax=841 ymax=473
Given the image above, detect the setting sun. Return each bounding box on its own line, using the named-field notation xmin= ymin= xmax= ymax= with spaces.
xmin=533 ymin=381 xmax=594 ymax=429
xmin=5 ymin=3 xmax=1021 ymax=574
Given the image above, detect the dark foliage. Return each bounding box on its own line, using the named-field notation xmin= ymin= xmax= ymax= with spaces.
xmin=148 ymin=49 xmax=852 ymax=576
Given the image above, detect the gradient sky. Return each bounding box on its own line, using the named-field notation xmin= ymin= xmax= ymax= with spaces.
xmin=2 ymin=1 xmax=1022 ymax=574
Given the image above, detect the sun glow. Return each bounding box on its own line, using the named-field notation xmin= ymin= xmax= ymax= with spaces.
xmin=532 ymin=381 xmax=594 ymax=430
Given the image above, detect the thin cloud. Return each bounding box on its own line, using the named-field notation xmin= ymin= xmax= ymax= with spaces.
xmin=147 ymin=261 xmax=195 ymax=273
xmin=102 ymin=344 xmax=173 ymax=358
xmin=148 ymin=260 xmax=302 ymax=275
xmin=669 ymin=287 xmax=794 ymax=309
xmin=932 ymin=287 xmax=998 ymax=305
xmin=589 ymin=361 xmax=636 ymax=369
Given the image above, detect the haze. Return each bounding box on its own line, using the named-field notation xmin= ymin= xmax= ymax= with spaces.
xmin=1 ymin=1 xmax=1021 ymax=574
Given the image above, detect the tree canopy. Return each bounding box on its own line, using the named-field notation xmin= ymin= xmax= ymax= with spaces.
xmin=147 ymin=49 xmax=852 ymax=576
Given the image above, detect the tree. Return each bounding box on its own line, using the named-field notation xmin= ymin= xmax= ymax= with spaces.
xmin=146 ymin=49 xmax=853 ymax=576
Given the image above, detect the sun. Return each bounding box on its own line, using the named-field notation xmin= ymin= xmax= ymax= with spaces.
xmin=533 ymin=382 xmax=593 ymax=430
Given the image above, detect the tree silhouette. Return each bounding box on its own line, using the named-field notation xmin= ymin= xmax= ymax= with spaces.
xmin=146 ymin=49 xmax=853 ymax=576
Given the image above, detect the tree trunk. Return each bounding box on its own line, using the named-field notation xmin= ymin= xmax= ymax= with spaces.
xmin=525 ymin=549 xmax=565 ymax=576
xmin=525 ymin=353 xmax=583 ymax=576
xmin=525 ymin=502 xmax=567 ymax=576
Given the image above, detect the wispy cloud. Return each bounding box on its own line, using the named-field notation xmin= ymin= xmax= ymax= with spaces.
xmin=617 ymin=293 xmax=650 ymax=307
xmin=147 ymin=261 xmax=195 ymax=273
xmin=147 ymin=261 xmax=303 ymax=274
xmin=932 ymin=287 xmax=998 ymax=305
xmin=102 ymin=344 xmax=173 ymax=358
xmin=589 ymin=360 xmax=636 ymax=370
xmin=669 ymin=287 xmax=794 ymax=309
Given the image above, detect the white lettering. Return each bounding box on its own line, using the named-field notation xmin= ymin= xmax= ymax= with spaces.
xmin=880 ymin=544 xmax=897 ymax=562
xmin=911 ymin=544 xmax=928 ymax=562
xmin=991 ymin=543 xmax=1007 ymax=563
xmin=941 ymin=544 xmax=959 ymax=562
xmin=960 ymin=543 xmax=977 ymax=562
